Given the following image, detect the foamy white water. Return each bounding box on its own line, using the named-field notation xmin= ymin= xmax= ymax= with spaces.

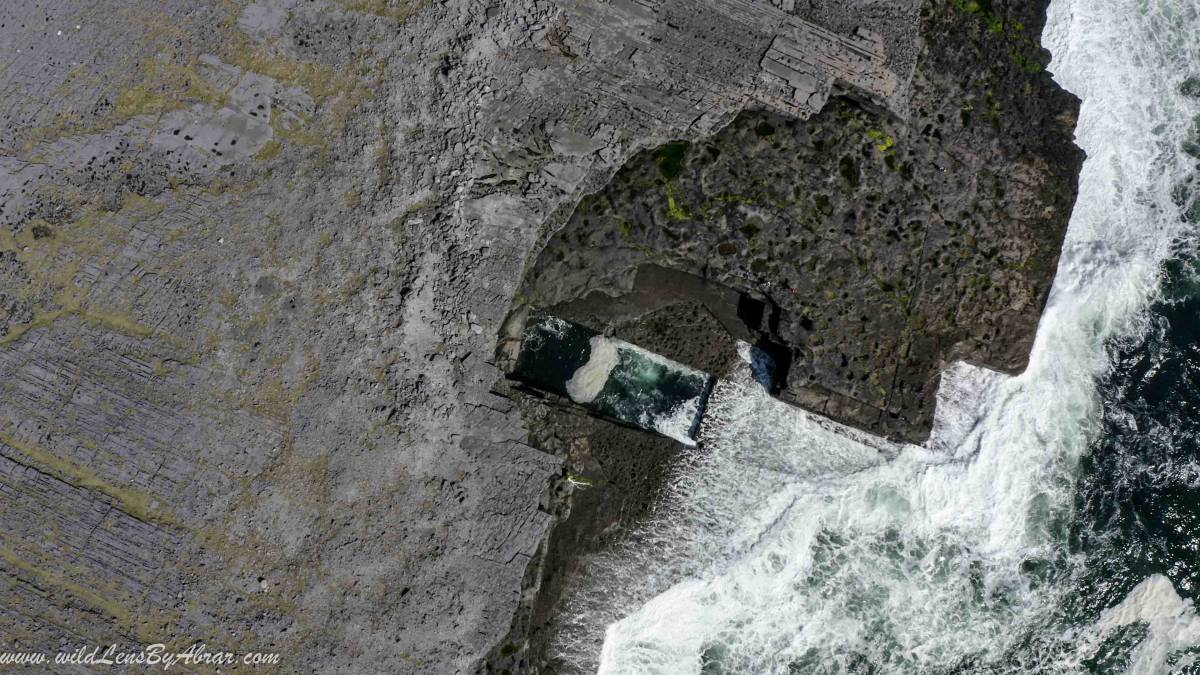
xmin=571 ymin=0 xmax=1200 ymax=672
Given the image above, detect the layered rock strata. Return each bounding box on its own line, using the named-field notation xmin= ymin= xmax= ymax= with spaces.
xmin=0 ymin=0 xmax=1079 ymax=673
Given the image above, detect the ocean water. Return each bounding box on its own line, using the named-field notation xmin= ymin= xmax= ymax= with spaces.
xmin=553 ymin=0 xmax=1200 ymax=672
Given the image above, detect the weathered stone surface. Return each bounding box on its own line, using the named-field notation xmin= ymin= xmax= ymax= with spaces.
xmin=505 ymin=1 xmax=1082 ymax=671
xmin=520 ymin=0 xmax=1082 ymax=444
xmin=0 ymin=0 xmax=1079 ymax=673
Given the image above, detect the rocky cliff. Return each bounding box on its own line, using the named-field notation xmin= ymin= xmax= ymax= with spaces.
xmin=0 ymin=0 xmax=1079 ymax=672
xmin=501 ymin=0 xmax=1082 ymax=670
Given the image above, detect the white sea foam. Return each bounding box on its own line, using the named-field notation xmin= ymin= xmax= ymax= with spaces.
xmin=566 ymin=336 xmax=620 ymax=403
xmin=649 ymin=395 xmax=701 ymax=447
xmin=562 ymin=0 xmax=1200 ymax=672
xmin=1067 ymin=575 xmax=1200 ymax=673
